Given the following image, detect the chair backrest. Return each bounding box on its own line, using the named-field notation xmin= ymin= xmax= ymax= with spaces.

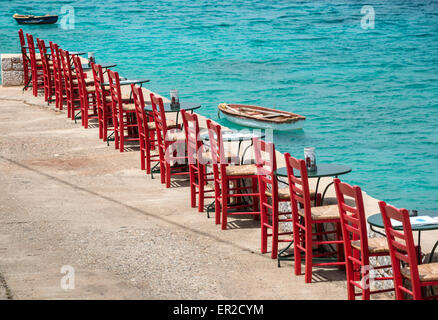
xmin=18 ymin=29 xmax=26 ymax=47
xmin=25 ymin=33 xmax=38 ymax=72
xmin=181 ymin=109 xmax=202 ymax=165
xmin=284 ymin=152 xmax=312 ymax=221
xmin=206 ymin=119 xmax=223 ymax=167
xmin=253 ymin=137 xmax=277 ymax=198
xmin=91 ymin=62 xmax=107 ymax=112
xmin=107 ymin=69 xmax=124 ymax=116
xmin=49 ymin=42 xmax=59 ymax=77
xmin=59 ymin=48 xmax=74 ymax=92
xmin=36 ymin=38 xmax=50 ymax=80
xmin=149 ymin=93 xmax=168 ymax=160
xmin=18 ymin=29 xmax=28 ymax=65
xmin=379 ymin=201 xmax=421 ymax=299
xmin=72 ymin=55 xmax=86 ymax=102
xmin=334 ymin=178 xmax=369 ymax=268
xmin=131 ymin=84 xmax=149 ymax=141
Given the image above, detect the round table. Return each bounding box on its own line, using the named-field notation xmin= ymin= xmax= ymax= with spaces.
xmin=275 ymin=163 xmax=352 ymax=205
xmin=101 ymin=79 xmax=150 ymax=87
xmin=368 ymin=211 xmax=438 ymax=263
xmin=81 ymin=63 xmax=116 ymax=71
xmin=144 ymin=102 xmax=201 ymax=125
xmin=199 ymin=130 xmax=265 ymax=164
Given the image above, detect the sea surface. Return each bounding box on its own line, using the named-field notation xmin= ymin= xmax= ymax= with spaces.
xmin=1 ymin=0 xmax=437 ymax=211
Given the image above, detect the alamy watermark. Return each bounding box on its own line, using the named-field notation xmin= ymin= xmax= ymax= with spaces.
xmin=60 ymin=5 xmax=75 ymax=30
xmin=60 ymin=265 xmax=75 ymax=290
xmin=361 ymin=5 xmax=375 ymax=30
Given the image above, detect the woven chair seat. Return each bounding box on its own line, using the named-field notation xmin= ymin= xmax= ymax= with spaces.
xmin=351 ymin=237 xmax=389 ymax=254
xmin=166 ymin=131 xmax=186 ymax=142
xmin=73 ymin=78 xmax=94 ymax=85
xmin=122 ymin=103 xmax=136 ymax=111
xmin=201 ymin=151 xmax=240 ymax=164
xmin=401 ymin=262 xmax=438 ymax=282
xmin=265 ymin=187 xmax=317 ymax=201
xmin=105 ymin=95 xmax=131 ymax=103
xmin=299 ymin=205 xmax=340 ymax=221
xmin=225 ymin=164 xmax=257 ymax=176
xmin=147 ymin=120 xmax=177 ymax=130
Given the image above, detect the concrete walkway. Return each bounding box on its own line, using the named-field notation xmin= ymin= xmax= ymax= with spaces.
xmin=0 ymin=86 xmax=358 ymax=299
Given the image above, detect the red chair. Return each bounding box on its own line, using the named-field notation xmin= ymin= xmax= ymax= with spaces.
xmin=379 ymin=201 xmax=438 ymax=300
xmin=72 ymin=55 xmax=98 ymax=128
xmin=36 ymin=38 xmax=55 ymax=104
xmin=107 ymin=70 xmax=138 ymax=152
xmin=181 ymin=109 xmax=214 ymax=212
xmin=131 ymin=84 xmax=160 ymax=173
xmin=206 ymin=120 xmax=260 ymax=229
xmin=59 ymin=49 xmax=80 ymax=120
xmin=91 ymin=63 xmax=113 ymax=142
xmin=284 ymin=152 xmax=345 ymax=283
xmin=26 ymin=33 xmax=44 ymax=97
xmin=49 ymin=42 xmax=65 ymax=110
xmin=150 ymin=93 xmax=188 ymax=188
xmin=253 ymin=138 xmax=294 ymax=259
xmin=18 ymin=29 xmax=30 ymax=91
xmin=334 ymin=178 xmax=393 ymax=300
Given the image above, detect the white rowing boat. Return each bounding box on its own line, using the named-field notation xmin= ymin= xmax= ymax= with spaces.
xmin=218 ymin=103 xmax=306 ymax=131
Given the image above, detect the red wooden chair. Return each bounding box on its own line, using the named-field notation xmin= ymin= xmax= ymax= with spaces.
xmin=91 ymin=63 xmax=113 ymax=142
xmin=379 ymin=201 xmax=438 ymax=300
xmin=49 ymin=42 xmax=65 ymax=110
xmin=253 ymin=138 xmax=294 ymax=259
xmin=26 ymin=33 xmax=44 ymax=97
xmin=334 ymin=178 xmax=393 ymax=300
xmin=18 ymin=29 xmax=30 ymax=91
xmin=150 ymin=93 xmax=188 ymax=188
xmin=284 ymin=152 xmax=345 ymax=283
xmin=206 ymin=120 xmax=260 ymax=229
xmin=72 ymin=55 xmax=98 ymax=128
xmin=107 ymin=70 xmax=138 ymax=152
xmin=181 ymin=109 xmax=214 ymax=212
xmin=36 ymin=38 xmax=55 ymax=104
xmin=131 ymin=84 xmax=160 ymax=173
xmin=59 ymin=49 xmax=81 ymax=120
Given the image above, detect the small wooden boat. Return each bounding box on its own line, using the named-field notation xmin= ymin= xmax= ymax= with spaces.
xmin=13 ymin=13 xmax=58 ymax=25
xmin=218 ymin=103 xmax=306 ymax=131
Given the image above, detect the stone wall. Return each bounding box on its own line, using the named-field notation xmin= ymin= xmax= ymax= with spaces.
xmin=1 ymin=54 xmax=24 ymax=86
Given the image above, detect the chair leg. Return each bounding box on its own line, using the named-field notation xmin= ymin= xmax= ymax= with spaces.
xmin=165 ymin=162 xmax=171 ymax=188
xmin=145 ymin=139 xmax=151 ymax=174
xmin=293 ymin=214 xmax=302 ymax=276
xmin=140 ymin=143 xmax=145 ymax=171
xmin=214 ymin=177 xmax=221 ymax=225
xmin=260 ymin=203 xmax=268 ymax=254
xmin=119 ymin=116 xmax=124 ymax=152
xmin=198 ymin=165 xmax=205 ymax=212
xmin=221 ymin=178 xmax=229 ymax=230
xmin=189 ymin=167 xmax=196 ymax=208
xmin=304 ymin=224 xmax=313 ymax=283
xmin=271 ymin=204 xmax=279 ymax=259
xmin=159 ymin=159 xmax=165 ymax=184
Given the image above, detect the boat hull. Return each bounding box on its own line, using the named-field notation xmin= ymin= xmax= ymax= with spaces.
xmin=14 ymin=16 xmax=58 ymax=25
xmin=221 ymin=111 xmax=305 ymax=131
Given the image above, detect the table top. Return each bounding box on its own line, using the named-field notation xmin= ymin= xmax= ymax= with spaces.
xmin=144 ymin=102 xmax=201 ymax=113
xmin=199 ymin=130 xmax=265 ymax=142
xmin=101 ymin=79 xmax=150 ymax=86
xmin=81 ymin=63 xmax=116 ymax=70
xmin=368 ymin=211 xmax=438 ymax=231
xmin=275 ymin=163 xmax=352 ymax=178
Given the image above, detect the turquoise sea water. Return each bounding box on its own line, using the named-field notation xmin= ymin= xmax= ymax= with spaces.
xmin=1 ymin=0 xmax=437 ymax=211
